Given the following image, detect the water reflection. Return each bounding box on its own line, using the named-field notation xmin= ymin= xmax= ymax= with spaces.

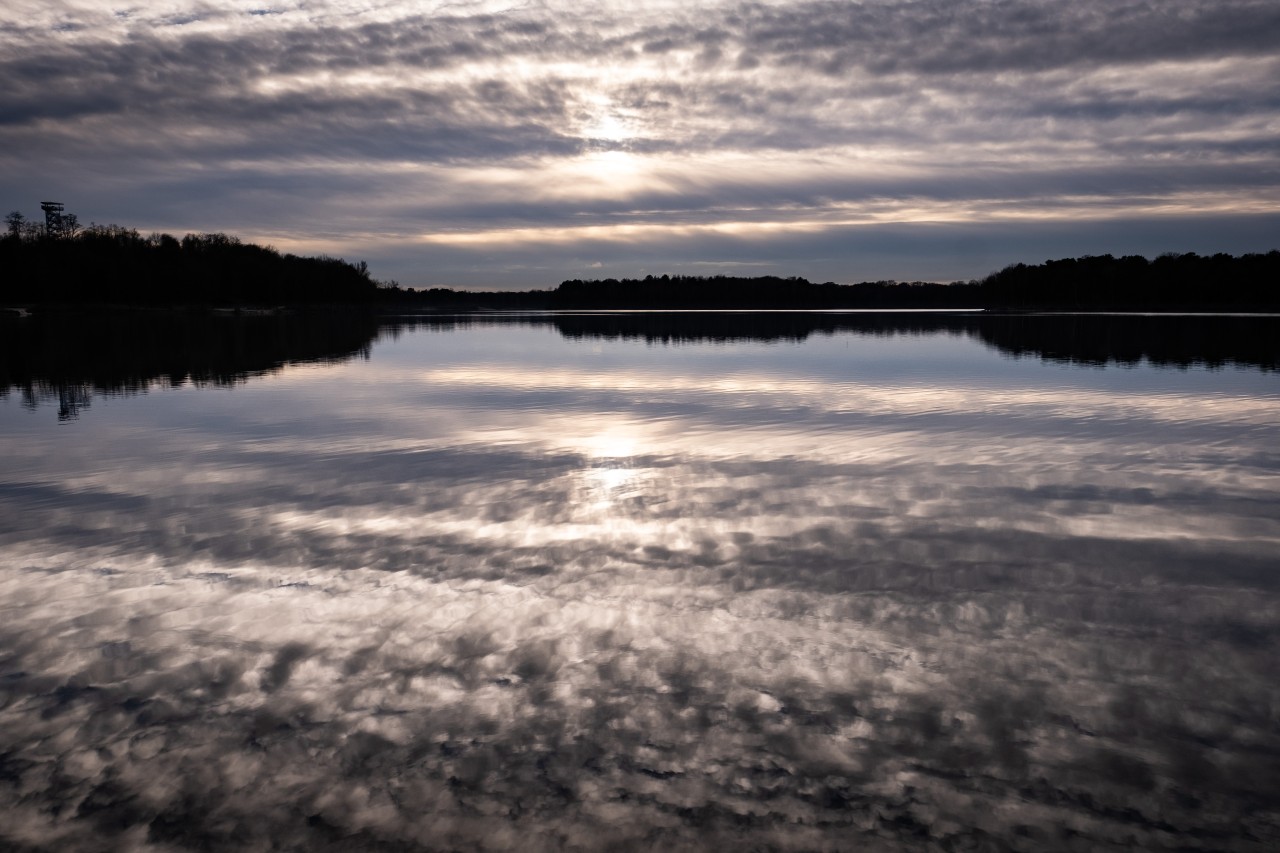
xmin=0 ymin=313 xmax=1278 ymax=851
xmin=387 ymin=310 xmax=1280 ymax=369
xmin=5 ymin=312 xmax=1278 ymax=422
xmin=1 ymin=310 xmax=376 ymax=419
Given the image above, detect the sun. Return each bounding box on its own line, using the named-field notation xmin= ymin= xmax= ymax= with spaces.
xmin=586 ymin=112 xmax=631 ymax=143
xmin=580 ymin=92 xmax=635 ymax=144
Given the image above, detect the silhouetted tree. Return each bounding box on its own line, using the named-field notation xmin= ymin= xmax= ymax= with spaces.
xmin=0 ymin=211 xmax=385 ymax=306
xmin=4 ymin=211 xmax=24 ymax=239
xmin=979 ymin=251 xmax=1280 ymax=310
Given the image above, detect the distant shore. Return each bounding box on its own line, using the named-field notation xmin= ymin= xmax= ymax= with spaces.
xmin=3 ymin=223 xmax=1277 ymax=312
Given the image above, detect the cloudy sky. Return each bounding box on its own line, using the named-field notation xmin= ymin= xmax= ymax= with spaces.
xmin=2 ymin=0 xmax=1278 ymax=288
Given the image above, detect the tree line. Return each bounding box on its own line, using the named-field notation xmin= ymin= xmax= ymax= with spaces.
xmin=401 ymin=255 xmax=1280 ymax=310
xmin=552 ymin=275 xmax=980 ymax=308
xmin=4 ymin=205 xmax=1277 ymax=309
xmin=980 ymin=252 xmax=1280 ymax=310
xmin=3 ymin=207 xmax=395 ymax=305
xmin=405 ymin=276 xmax=982 ymax=309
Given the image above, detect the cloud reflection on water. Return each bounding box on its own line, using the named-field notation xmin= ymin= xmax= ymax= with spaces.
xmin=0 ymin=317 xmax=1278 ymax=850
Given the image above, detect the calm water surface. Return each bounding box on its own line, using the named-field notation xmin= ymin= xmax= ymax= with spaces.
xmin=1 ymin=312 xmax=1278 ymax=851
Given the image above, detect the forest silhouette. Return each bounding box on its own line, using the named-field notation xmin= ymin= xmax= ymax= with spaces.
xmin=3 ymin=207 xmax=1278 ymax=310
xmin=427 ymin=252 xmax=1280 ymax=310
xmin=2 ymin=214 xmax=383 ymax=305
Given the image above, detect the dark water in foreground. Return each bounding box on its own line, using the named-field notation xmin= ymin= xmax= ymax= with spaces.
xmin=1 ymin=312 xmax=1278 ymax=852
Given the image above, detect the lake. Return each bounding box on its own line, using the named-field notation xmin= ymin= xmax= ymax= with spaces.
xmin=1 ymin=311 xmax=1278 ymax=851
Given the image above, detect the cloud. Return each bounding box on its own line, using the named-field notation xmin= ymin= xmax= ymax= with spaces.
xmin=730 ymin=0 xmax=1280 ymax=75
xmin=1 ymin=0 xmax=1277 ymax=285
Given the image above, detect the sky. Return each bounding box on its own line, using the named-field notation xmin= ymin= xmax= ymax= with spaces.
xmin=2 ymin=0 xmax=1278 ymax=289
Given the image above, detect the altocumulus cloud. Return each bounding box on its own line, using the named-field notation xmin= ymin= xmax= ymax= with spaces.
xmin=2 ymin=0 xmax=1278 ymax=287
